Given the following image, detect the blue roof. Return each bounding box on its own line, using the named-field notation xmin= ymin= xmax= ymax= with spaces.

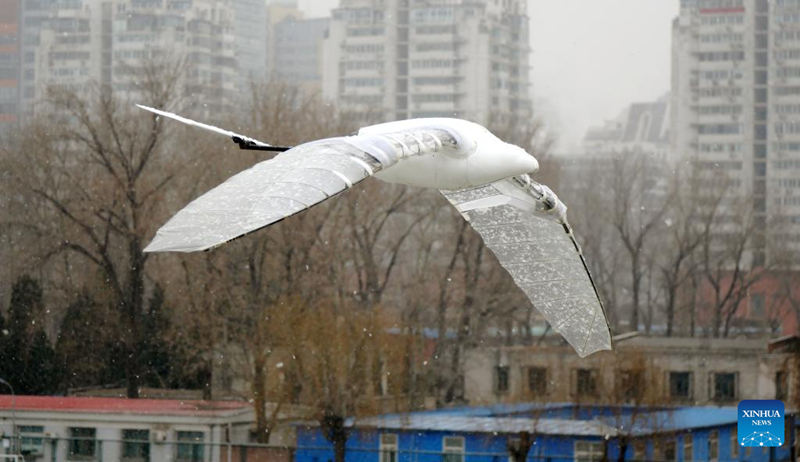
xmin=297 ymin=403 xmax=740 ymax=438
xmin=354 ymin=414 xmax=616 ymax=437
xmin=418 ymin=402 xmax=573 ymax=417
xmin=602 ymin=406 xmax=738 ymax=436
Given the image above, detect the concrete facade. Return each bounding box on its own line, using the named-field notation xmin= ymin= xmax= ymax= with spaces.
xmin=295 ymin=404 xmax=798 ymax=462
xmin=671 ymin=0 xmax=800 ymax=265
xmin=16 ymin=0 xmax=267 ymax=123
xmin=463 ymin=336 xmax=796 ymax=407
xmin=0 ymin=0 xmax=18 ymax=136
xmin=272 ymin=16 xmax=329 ymax=90
xmin=0 ymin=395 xmax=294 ymax=462
xmin=322 ymin=0 xmax=532 ymax=125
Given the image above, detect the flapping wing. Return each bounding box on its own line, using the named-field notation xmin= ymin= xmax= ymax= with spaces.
xmin=441 ymin=178 xmax=612 ymax=357
xmin=145 ymin=129 xmax=455 ymax=252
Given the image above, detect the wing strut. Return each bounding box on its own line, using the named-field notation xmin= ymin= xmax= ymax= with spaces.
xmin=135 ymin=104 xmax=292 ymax=152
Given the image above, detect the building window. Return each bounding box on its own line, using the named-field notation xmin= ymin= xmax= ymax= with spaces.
xmin=442 ymin=436 xmax=464 ymax=462
xmin=574 ymin=441 xmax=603 ymax=461
xmin=379 ymin=434 xmax=397 ymax=462
xmin=69 ymin=427 xmax=96 ymax=460
xmin=19 ymin=425 xmax=44 ymax=456
xmin=776 ymin=371 xmax=788 ymax=400
xmin=495 ymin=366 xmax=509 ymax=393
xmin=663 ymin=440 xmax=677 ymax=461
xmin=708 ymin=430 xmax=719 ymax=461
xmin=713 ymin=373 xmax=737 ymax=401
xmin=527 ymin=367 xmax=547 ymax=395
xmin=750 ymin=293 xmax=765 ymax=318
xmin=575 ymin=369 xmax=598 ymax=397
xmin=669 ymin=371 xmax=692 ymax=400
xmin=795 ymin=427 xmax=800 ymax=458
xmin=122 ymin=429 xmax=149 ymax=462
xmin=683 ymin=434 xmax=693 ymax=461
xmin=618 ymin=369 xmax=643 ymax=401
xmin=633 ymin=441 xmax=645 ymax=460
xmin=176 ymin=431 xmax=204 ymax=462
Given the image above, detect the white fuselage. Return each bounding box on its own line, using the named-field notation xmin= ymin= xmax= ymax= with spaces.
xmin=358 ymin=118 xmax=539 ymax=190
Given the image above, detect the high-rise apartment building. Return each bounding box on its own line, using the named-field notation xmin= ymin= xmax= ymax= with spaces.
xmin=272 ymin=16 xmax=329 ymax=90
xmin=672 ymin=0 xmax=800 ymax=264
xmin=322 ymin=0 xmax=532 ymax=126
xmin=0 ymin=0 xmax=19 ymax=136
xmin=16 ymin=0 xmax=264 ymax=122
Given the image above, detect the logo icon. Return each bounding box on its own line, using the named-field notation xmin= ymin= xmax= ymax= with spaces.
xmin=738 ymin=400 xmax=784 ymax=447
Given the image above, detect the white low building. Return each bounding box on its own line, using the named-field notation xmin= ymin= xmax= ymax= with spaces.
xmin=0 ymin=395 xmax=292 ymax=462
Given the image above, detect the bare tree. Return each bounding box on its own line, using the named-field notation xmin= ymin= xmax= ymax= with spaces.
xmin=273 ymin=300 xmax=405 ymax=462
xmin=693 ymin=185 xmax=766 ymax=337
xmin=8 ymin=60 xmax=187 ymax=397
xmin=658 ymin=165 xmax=703 ymax=336
xmin=608 ymin=151 xmax=669 ymax=332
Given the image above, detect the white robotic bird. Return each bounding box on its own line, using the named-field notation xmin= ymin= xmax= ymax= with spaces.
xmin=138 ymin=105 xmax=612 ymax=357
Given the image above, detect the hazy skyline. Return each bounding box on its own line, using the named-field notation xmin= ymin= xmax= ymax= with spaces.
xmin=296 ymin=0 xmax=679 ymax=153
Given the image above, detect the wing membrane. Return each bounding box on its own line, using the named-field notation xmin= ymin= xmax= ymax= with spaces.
xmin=145 ymin=128 xmax=453 ymax=253
xmin=145 ymin=139 xmax=381 ymax=252
xmin=441 ymin=180 xmax=612 ymax=357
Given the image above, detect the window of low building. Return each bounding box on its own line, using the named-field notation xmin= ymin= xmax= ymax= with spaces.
xmin=618 ymin=369 xmax=644 ymax=401
xmin=527 ymin=366 xmax=547 ymax=395
xmin=683 ymin=433 xmax=693 ymax=461
xmin=575 ymin=368 xmax=598 ymax=397
xmin=633 ymin=441 xmax=645 ymax=460
xmin=575 ymin=441 xmax=603 ymax=462
xmin=442 ymin=436 xmax=464 ymax=462
xmin=68 ymin=427 xmax=96 ymax=460
xmin=176 ymin=431 xmax=204 ymax=462
xmin=122 ymin=429 xmax=150 ymax=462
xmin=494 ymin=366 xmax=509 ymax=393
xmin=708 ymin=430 xmax=719 ymax=461
xmin=379 ymin=433 xmax=398 ymax=462
xmin=19 ymin=425 xmax=44 ymax=456
xmin=713 ymin=372 xmax=737 ymax=402
xmin=663 ymin=439 xmax=677 ymax=461
xmin=669 ymin=371 xmax=692 ymax=400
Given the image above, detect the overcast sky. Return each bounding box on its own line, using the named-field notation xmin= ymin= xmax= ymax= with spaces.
xmin=296 ymin=0 xmax=679 ymax=154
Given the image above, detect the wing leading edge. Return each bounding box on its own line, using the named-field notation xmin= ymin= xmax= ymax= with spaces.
xmin=441 ymin=178 xmax=612 ymax=357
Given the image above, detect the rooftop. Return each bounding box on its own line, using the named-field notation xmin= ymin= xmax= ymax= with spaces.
xmin=0 ymin=395 xmax=251 ymax=417
xmin=355 ymin=414 xmax=617 ymax=437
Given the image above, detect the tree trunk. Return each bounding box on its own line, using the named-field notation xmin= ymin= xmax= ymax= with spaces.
xmin=507 ymin=431 xmax=533 ymax=462
xmin=252 ymin=355 xmax=270 ymax=443
xmin=125 ymin=355 xmax=140 ymax=398
xmin=616 ymin=440 xmax=628 ymax=462
xmin=665 ymin=290 xmax=676 ymax=337
xmin=630 ymin=258 xmax=640 ymax=331
xmin=333 ymin=436 xmax=346 ymax=462
xmin=124 ymin=235 xmax=146 ymax=398
xmin=321 ymin=412 xmax=348 ymax=462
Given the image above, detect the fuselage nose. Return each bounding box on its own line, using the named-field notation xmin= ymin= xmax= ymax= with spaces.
xmin=504 ymin=144 xmax=539 ymax=174
xmin=463 ymin=141 xmax=539 ymax=187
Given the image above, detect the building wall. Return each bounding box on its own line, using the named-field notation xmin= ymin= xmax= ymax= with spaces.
xmin=323 ymin=0 xmax=532 ymax=125
xmin=16 ymin=0 xmax=262 ymax=124
xmin=295 ymin=426 xmax=608 ymax=462
xmin=0 ymin=0 xmax=19 ymax=135
xmin=273 ymin=16 xmax=329 ymax=89
xmin=0 ymin=408 xmax=293 ymax=462
xmin=295 ymin=420 xmax=785 ymax=462
xmin=463 ymin=337 xmax=791 ymax=407
xmin=671 ymin=0 xmax=800 ymax=264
